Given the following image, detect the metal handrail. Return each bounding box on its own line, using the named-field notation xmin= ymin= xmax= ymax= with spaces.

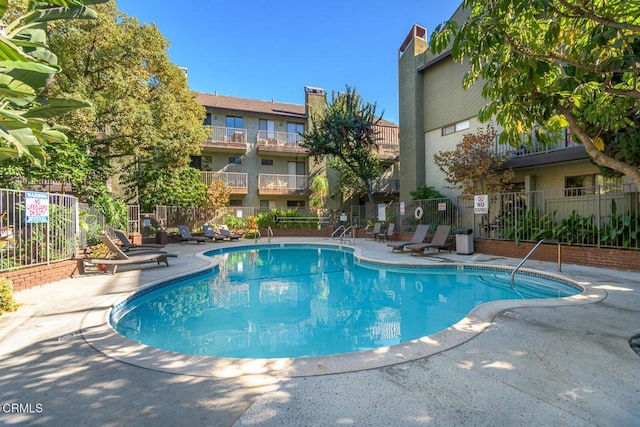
xmin=340 ymin=225 xmax=353 ymax=245
xmin=510 ymin=239 xmax=546 ymax=287
xmin=267 ymin=226 xmax=273 ymax=243
xmin=332 ymin=225 xmax=345 ymax=239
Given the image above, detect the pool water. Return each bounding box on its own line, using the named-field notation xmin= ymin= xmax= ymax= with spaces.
xmin=111 ymin=245 xmax=580 ymax=359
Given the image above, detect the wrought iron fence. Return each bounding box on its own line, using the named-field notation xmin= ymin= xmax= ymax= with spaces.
xmin=458 ymin=183 xmax=639 ymax=249
xmin=0 ymin=189 xmax=78 ymax=272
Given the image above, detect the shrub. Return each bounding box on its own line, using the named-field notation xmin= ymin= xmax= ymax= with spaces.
xmin=0 ymin=278 xmax=20 ymax=315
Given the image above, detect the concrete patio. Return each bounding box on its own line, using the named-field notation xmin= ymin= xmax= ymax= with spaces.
xmin=1 ymin=237 xmax=638 ymax=426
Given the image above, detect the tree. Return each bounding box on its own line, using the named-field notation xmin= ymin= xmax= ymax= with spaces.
xmin=433 ymin=126 xmax=514 ymax=198
xmin=429 ymin=0 xmax=640 ymax=189
xmin=203 ymin=179 xmax=231 ymax=222
xmin=43 ymin=2 xmax=207 ymax=203
xmin=0 ymin=0 xmax=106 ymax=166
xmin=301 ymin=86 xmax=383 ymax=206
xmin=410 ymin=184 xmax=446 ymax=201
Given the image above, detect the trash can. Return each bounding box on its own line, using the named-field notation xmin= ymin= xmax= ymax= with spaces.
xmin=455 ymin=228 xmax=474 ymax=255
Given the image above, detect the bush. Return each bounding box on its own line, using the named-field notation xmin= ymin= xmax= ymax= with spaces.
xmin=0 ymin=278 xmax=20 ymax=315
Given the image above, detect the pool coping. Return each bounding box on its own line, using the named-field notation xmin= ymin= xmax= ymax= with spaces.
xmin=81 ymin=242 xmax=606 ymax=379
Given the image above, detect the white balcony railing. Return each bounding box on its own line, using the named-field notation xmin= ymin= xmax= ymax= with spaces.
xmin=258 ymin=174 xmax=309 ymax=191
xmin=257 ymin=130 xmax=304 ymax=149
xmin=492 ymin=129 xmax=578 ymax=158
xmin=205 ymin=126 xmax=247 ymax=144
xmin=202 ymin=172 xmax=248 ymax=190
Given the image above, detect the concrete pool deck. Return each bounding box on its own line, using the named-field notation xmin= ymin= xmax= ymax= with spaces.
xmin=0 ymin=237 xmax=639 ymax=426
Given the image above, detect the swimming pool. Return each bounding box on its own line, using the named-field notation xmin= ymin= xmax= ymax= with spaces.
xmin=110 ymin=244 xmax=581 ymax=359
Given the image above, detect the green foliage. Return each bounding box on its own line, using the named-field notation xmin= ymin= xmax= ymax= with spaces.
xmin=301 ymin=86 xmax=383 ymax=205
xmin=44 ymin=2 xmax=207 ymax=202
xmin=0 ymin=278 xmax=20 ymax=315
xmin=224 ymin=214 xmax=246 ymax=231
xmin=601 ymin=199 xmax=639 ymax=248
xmin=254 ymin=209 xmax=319 ymax=230
xmin=94 ymin=194 xmax=127 ymax=230
xmin=0 ymin=1 xmax=103 ymax=166
xmin=309 ymin=175 xmax=329 ymax=208
xmin=410 ymin=185 xmax=446 ymax=200
xmin=244 ymin=229 xmax=260 ymax=239
xmin=429 ymin=0 xmax=640 ymax=189
xmin=127 ymin=165 xmax=207 ymax=211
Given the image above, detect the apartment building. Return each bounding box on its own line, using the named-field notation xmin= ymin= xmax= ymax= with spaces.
xmin=397 ymin=7 xmax=614 ymax=202
xmin=193 ymin=87 xmax=400 ymax=215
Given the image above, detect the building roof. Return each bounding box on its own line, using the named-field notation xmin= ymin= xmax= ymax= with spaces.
xmin=196 ymin=92 xmax=307 ymax=120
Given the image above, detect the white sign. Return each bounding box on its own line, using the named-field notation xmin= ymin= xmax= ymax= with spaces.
xmin=25 ymin=192 xmax=49 ymax=223
xmin=474 ymin=194 xmax=489 ymax=214
xmin=399 ymin=202 xmax=405 ymax=216
xmin=438 ymin=202 xmax=447 ymax=211
xmin=378 ymin=204 xmax=386 ymax=222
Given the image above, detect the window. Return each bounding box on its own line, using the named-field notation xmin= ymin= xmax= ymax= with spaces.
xmin=287 ymin=122 xmax=304 ymax=144
xmin=564 ymin=175 xmax=623 ymax=197
xmin=228 ymin=157 xmax=241 ymax=164
xmin=441 ymin=120 xmax=469 ymax=136
xmin=229 ymin=199 xmax=243 ymax=206
xmin=259 ymin=119 xmax=275 ymax=141
xmin=261 ymin=159 xmax=274 ymax=166
xmin=225 ymin=116 xmax=243 ymax=129
xmin=260 ymin=200 xmax=276 ymax=210
xmin=203 ymin=112 xmax=212 ymax=126
xmin=287 ymin=200 xmax=305 ymax=209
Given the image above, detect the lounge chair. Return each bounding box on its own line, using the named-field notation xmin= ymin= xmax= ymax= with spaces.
xmin=114 ymin=230 xmax=165 ymax=251
xmin=177 ymin=225 xmax=208 ymax=244
xmin=87 ymin=233 xmax=177 ymax=274
xmin=380 ymin=223 xmax=395 ymax=242
xmin=218 ymin=225 xmax=240 ymax=241
xmin=406 ymin=225 xmax=453 ymax=256
xmin=203 ymin=225 xmax=225 ymax=242
xmin=387 ymin=224 xmax=430 ymax=253
xmin=365 ymin=222 xmax=382 ymax=241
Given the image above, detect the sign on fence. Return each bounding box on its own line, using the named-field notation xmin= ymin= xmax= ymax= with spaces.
xmin=25 ymin=192 xmax=49 ymax=223
xmin=474 ymin=194 xmax=488 ymax=214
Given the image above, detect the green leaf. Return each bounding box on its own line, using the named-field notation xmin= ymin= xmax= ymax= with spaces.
xmin=24 ymin=5 xmax=98 ymax=24
xmin=23 ymin=98 xmax=92 ymax=118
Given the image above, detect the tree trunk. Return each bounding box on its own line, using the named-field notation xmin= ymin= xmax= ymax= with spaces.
xmin=559 ymin=105 xmax=640 ymax=190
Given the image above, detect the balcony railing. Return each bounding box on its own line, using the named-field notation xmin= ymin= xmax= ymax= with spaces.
xmin=257 ymin=131 xmax=309 ymax=156
xmin=370 ymin=178 xmax=400 ymax=194
xmin=202 ymin=172 xmax=248 ymax=192
xmin=493 ymin=129 xmax=578 ymax=158
xmin=258 ymin=174 xmax=309 ymax=192
xmin=374 ymin=125 xmax=399 ymax=161
xmin=205 ymin=126 xmax=248 ymax=144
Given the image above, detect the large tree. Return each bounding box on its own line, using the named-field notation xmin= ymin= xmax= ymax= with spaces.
xmin=301 ymin=86 xmax=383 ymax=206
xmin=429 ymin=0 xmax=640 ymax=189
xmin=43 ymin=2 xmax=207 ymax=203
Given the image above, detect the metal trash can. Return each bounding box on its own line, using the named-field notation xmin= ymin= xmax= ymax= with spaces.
xmin=455 ymin=228 xmax=474 ymax=255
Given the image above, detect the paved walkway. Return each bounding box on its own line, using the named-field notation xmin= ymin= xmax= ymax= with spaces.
xmin=1 ymin=238 xmax=638 ymax=426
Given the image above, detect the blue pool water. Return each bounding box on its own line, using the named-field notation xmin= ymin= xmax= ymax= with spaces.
xmin=110 ymin=244 xmax=580 ymax=359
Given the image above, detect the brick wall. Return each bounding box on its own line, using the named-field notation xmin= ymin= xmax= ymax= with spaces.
xmin=3 ymin=259 xmax=81 ymax=292
xmin=474 ymin=240 xmax=640 ymax=272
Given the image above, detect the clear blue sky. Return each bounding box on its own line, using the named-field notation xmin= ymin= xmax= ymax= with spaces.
xmin=115 ymin=1 xmax=460 ymax=124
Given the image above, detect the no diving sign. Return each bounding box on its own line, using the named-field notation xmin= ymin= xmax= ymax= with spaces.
xmin=474 ymin=194 xmax=488 ymax=214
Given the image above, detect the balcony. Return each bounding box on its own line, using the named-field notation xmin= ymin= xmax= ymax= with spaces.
xmin=258 ymin=174 xmax=309 ymax=195
xmin=203 ymin=126 xmax=247 ymax=154
xmin=256 ymin=131 xmax=309 ymax=157
xmin=371 ymin=178 xmax=400 ymax=196
xmin=202 ymin=172 xmax=248 ymax=194
xmin=494 ymin=130 xmax=589 ymax=169
xmin=374 ymin=125 xmax=400 ymax=162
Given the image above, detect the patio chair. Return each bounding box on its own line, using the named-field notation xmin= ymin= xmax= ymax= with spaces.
xmin=177 ymin=225 xmax=208 ymax=244
xmin=218 ymin=225 xmax=240 ymax=241
xmin=86 ymin=233 xmax=177 ymax=274
xmin=203 ymin=224 xmax=225 ymax=242
xmin=387 ymin=224 xmax=430 ymax=253
xmin=380 ymin=223 xmax=395 ymax=242
xmin=406 ymin=225 xmax=454 ymax=256
xmin=114 ymin=230 xmax=166 ymax=252
xmin=365 ymin=222 xmax=382 ymax=241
